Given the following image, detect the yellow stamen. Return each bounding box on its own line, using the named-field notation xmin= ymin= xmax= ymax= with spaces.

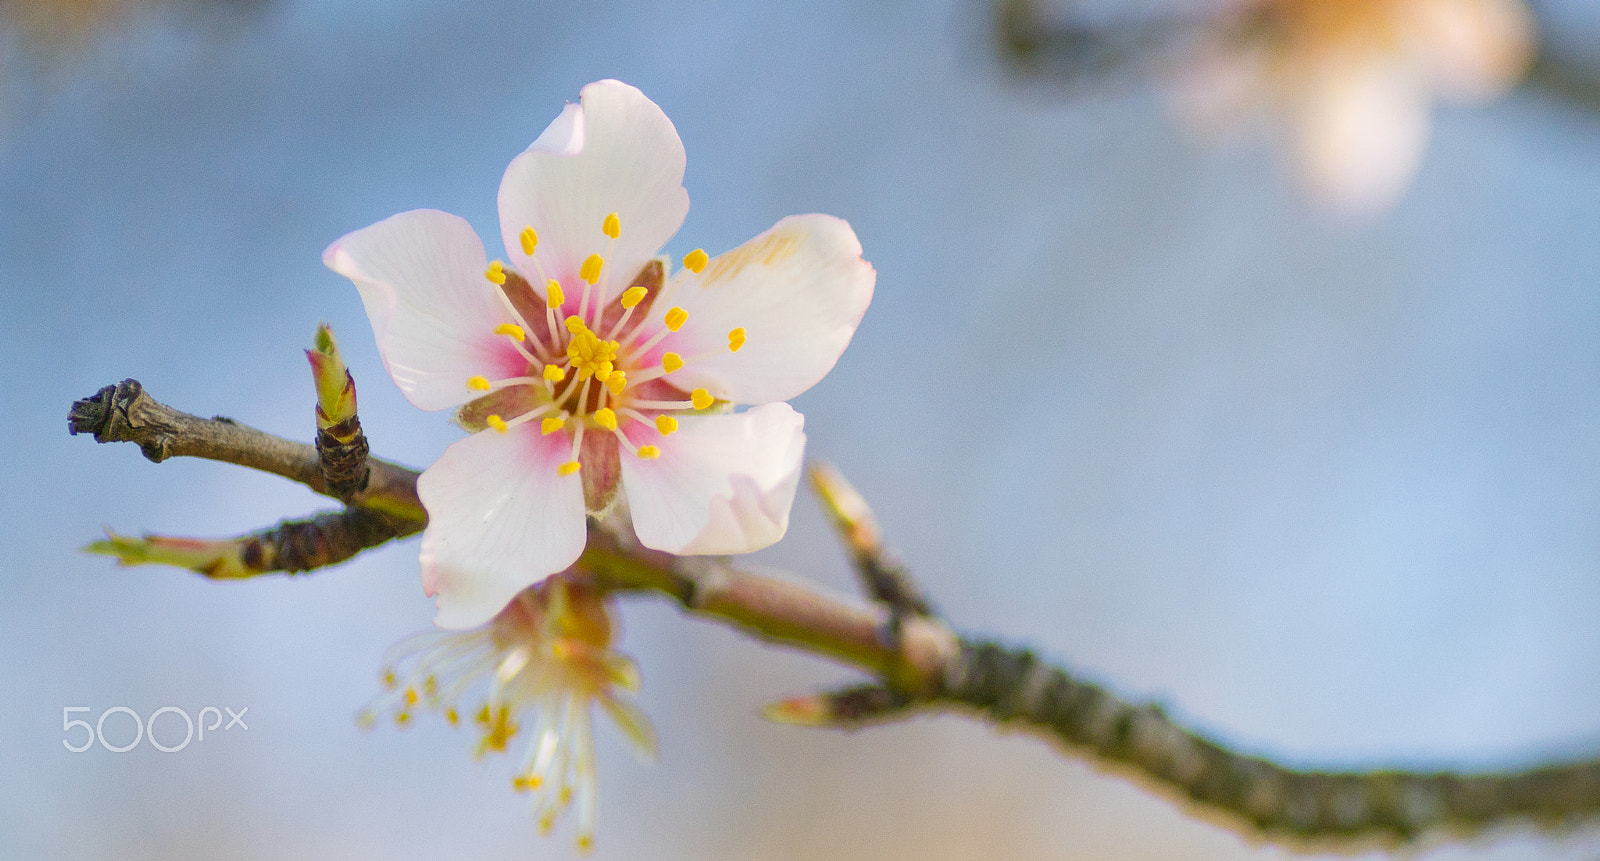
xmin=466 ymin=375 xmax=491 ymax=391
xmin=541 ymin=417 xmax=565 ymax=436
xmin=602 ymin=212 xmax=620 ymax=239
xmin=683 ymin=248 xmax=708 ymax=273
xmin=691 ymin=389 xmax=714 ymax=410
xmin=484 ymin=260 xmax=507 ymax=285
xmin=520 ymin=227 xmax=538 ymax=256
xmin=579 ymin=254 xmax=604 ymax=285
xmin=605 ymin=370 xmax=627 ymax=396
xmin=664 ymin=306 xmax=688 ymax=332
xmin=655 ymin=415 xmax=678 ymax=435
xmin=381 ymin=669 xmax=398 ymax=689
xmin=513 ymin=774 xmax=543 ymax=792
xmin=547 ymin=280 xmax=565 ymax=308
xmin=566 ymin=320 xmax=620 ymax=382
xmin=662 ymin=352 xmax=684 ymax=373
xmin=593 ymin=408 xmax=618 ymax=431
xmin=476 ymin=705 xmax=491 ymax=725
xmin=558 ymin=461 xmax=582 ymax=476
xmin=543 ymin=363 xmax=567 ymax=382
xmin=637 ymin=445 xmax=661 ymax=459
xmin=620 ymin=285 xmax=648 ymax=309
xmin=403 ymin=687 xmax=418 ymax=706
xmin=728 ymin=327 xmax=746 ymax=352
xmin=486 ymin=414 xmax=508 ymax=434
xmin=494 ymin=323 xmax=525 ymax=342
xmin=577 ymin=834 xmax=594 ymax=854
xmin=445 ymin=707 xmax=459 ymax=726
xmin=394 ymin=711 xmax=412 ymax=727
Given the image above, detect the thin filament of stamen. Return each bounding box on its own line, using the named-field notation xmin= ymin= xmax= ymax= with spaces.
xmin=621 ymin=323 xmax=678 ymax=365
xmin=626 ymin=398 xmax=697 ymax=411
xmin=589 ymin=235 xmax=618 ymax=329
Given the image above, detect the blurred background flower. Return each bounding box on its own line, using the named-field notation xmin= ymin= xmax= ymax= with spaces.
xmin=5 ymin=1 xmax=1600 ymax=859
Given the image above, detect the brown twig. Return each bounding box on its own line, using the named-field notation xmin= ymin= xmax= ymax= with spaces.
xmin=69 ymin=378 xmax=422 ymax=521
xmin=68 ymin=380 xmax=1600 ymax=846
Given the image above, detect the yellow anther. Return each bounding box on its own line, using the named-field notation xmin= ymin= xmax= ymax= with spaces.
xmin=664 ymin=306 xmax=688 ymax=331
xmin=513 ymin=774 xmax=543 ymax=792
xmin=484 ymin=260 xmax=507 ymax=285
xmin=546 ymin=280 xmax=565 ymax=309
xmin=486 ymin=414 xmax=508 ymax=434
xmin=637 ymin=445 xmax=661 ymax=459
xmin=579 ymin=254 xmax=604 ymax=285
xmin=683 ymin=248 xmax=709 ymax=273
xmin=381 ymin=669 xmax=398 ymax=689
xmin=655 ymin=415 xmax=678 ymax=435
xmin=593 ymin=360 xmax=614 ymax=383
xmin=543 ymin=363 xmax=566 ymax=382
xmin=593 ymin=408 xmax=618 ymax=431
xmin=445 ymin=708 xmax=459 ymax=726
xmin=466 ymin=375 xmax=491 ymax=391
xmin=602 ymin=212 xmax=620 ymax=239
xmin=605 ymin=370 xmax=627 ymax=396
xmin=662 ymin=352 xmax=684 ymax=373
xmin=620 ymin=285 xmax=648 ymax=309
xmin=565 ymin=315 xmax=588 ymax=334
xmin=577 ymin=834 xmax=595 ymax=854
xmin=728 ymin=327 xmax=746 ymax=352
xmin=494 ymin=323 xmax=525 ymax=342
xmin=520 ymin=227 xmax=538 ymax=256
xmin=558 ymin=461 xmax=582 ymax=476
xmin=541 ymin=416 xmax=566 ymax=436
xmin=403 ymin=687 xmax=418 ymax=706
xmin=691 ymin=388 xmax=714 ymax=410
xmin=394 ymin=711 xmax=412 ymax=727
xmin=476 ymin=705 xmax=491 ymax=725
xmin=539 ymin=813 xmax=556 ymax=836
xmin=422 ymin=676 xmax=437 ymax=696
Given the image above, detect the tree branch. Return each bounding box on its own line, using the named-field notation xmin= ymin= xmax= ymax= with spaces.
xmin=69 ymin=379 xmax=1600 ymax=846
xmin=69 ymin=378 xmax=422 ymax=521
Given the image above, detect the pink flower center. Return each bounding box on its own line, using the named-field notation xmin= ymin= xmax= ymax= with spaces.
xmin=460 ymin=213 xmax=745 ymax=476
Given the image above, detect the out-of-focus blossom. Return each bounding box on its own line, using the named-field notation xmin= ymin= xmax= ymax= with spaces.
xmin=360 ymin=576 xmax=654 ymax=853
xmin=1174 ymin=0 xmax=1535 ymax=211
xmin=325 ymin=79 xmax=875 ymax=628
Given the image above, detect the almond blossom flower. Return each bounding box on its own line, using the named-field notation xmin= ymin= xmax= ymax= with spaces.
xmin=325 ymin=80 xmax=874 ymax=627
xmin=360 ymin=577 xmax=652 ymax=852
xmin=1174 ymin=0 xmax=1535 ymax=211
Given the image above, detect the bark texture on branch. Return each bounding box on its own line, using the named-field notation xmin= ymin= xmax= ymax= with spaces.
xmin=944 ymin=640 xmax=1600 ymax=843
xmin=69 ymin=379 xmax=422 ymax=520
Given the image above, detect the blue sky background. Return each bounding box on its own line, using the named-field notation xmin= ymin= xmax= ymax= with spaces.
xmin=3 ymin=0 xmax=1600 ymax=858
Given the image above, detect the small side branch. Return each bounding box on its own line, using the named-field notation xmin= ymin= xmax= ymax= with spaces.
xmin=69 ymin=379 xmax=423 ymax=520
xmin=89 ymin=507 xmax=419 ymax=578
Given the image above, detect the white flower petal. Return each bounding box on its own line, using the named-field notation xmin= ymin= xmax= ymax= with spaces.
xmin=419 ymin=423 xmax=588 ymax=628
xmin=1409 ymin=0 xmax=1534 ymax=100
xmin=499 ymin=80 xmax=689 ymax=297
xmin=620 ymin=403 xmax=805 ymax=555
xmin=324 ymin=209 xmax=522 ymax=411
xmin=1290 ymin=60 xmax=1430 ymax=214
xmin=664 ymin=214 xmax=874 ymax=405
